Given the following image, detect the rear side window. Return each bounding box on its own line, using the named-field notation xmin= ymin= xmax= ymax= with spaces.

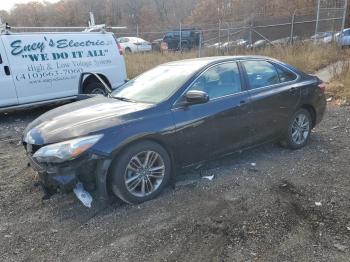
xmin=275 ymin=65 xmax=297 ymax=83
xmin=242 ymin=60 xmax=279 ymax=89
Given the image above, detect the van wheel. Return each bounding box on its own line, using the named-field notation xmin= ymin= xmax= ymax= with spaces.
xmin=280 ymin=109 xmax=312 ymax=149
xmin=110 ymin=141 xmax=171 ymax=204
xmin=84 ymin=82 xmax=107 ymax=96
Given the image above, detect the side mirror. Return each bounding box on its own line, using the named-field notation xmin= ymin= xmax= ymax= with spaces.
xmin=185 ymin=90 xmax=209 ymax=105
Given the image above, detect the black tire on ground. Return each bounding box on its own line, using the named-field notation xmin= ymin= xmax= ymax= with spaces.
xmin=125 ymin=47 xmax=132 ymax=53
xmin=110 ymin=140 xmax=171 ymax=204
xmin=84 ymin=82 xmax=108 ymax=96
xmin=280 ymin=108 xmax=312 ymax=150
xmin=180 ymin=43 xmax=190 ymax=52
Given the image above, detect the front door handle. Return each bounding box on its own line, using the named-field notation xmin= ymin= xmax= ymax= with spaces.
xmin=289 ymin=87 xmax=297 ymax=95
xmin=4 ymin=66 xmax=10 ymax=76
xmin=239 ymin=100 xmax=247 ymax=106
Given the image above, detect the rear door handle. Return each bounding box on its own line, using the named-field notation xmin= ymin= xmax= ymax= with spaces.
xmin=4 ymin=66 xmax=10 ymax=76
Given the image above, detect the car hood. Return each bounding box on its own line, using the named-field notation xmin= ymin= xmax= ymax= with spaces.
xmin=23 ymin=96 xmax=154 ymax=145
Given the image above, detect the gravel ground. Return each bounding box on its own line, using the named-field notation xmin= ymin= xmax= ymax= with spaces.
xmin=0 ymin=104 xmax=349 ymax=262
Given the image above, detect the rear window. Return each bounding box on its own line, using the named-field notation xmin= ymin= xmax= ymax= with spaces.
xmin=275 ymin=65 xmax=297 ymax=83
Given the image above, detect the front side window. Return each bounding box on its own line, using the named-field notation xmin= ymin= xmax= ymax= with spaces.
xmin=189 ymin=62 xmax=242 ymax=99
xmin=165 ymin=32 xmax=173 ymax=38
xmin=243 ymin=60 xmax=281 ymax=89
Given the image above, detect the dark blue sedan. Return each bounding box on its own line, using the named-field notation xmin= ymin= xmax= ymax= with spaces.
xmin=23 ymin=56 xmax=326 ymax=205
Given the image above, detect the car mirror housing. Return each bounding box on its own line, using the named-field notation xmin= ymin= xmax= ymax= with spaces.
xmin=185 ymin=90 xmax=209 ymax=105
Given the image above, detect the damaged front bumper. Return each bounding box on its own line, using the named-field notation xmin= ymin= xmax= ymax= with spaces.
xmin=26 ymin=148 xmax=112 ymax=205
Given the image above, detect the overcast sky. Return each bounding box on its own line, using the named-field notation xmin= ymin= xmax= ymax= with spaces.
xmin=1 ymin=0 xmax=59 ymax=11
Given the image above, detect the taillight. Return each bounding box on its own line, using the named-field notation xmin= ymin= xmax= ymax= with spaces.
xmin=318 ymin=82 xmax=326 ymax=92
xmin=160 ymin=41 xmax=168 ymax=50
xmin=116 ymin=41 xmax=123 ymax=55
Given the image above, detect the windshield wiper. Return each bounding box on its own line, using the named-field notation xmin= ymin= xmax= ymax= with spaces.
xmin=113 ymin=96 xmax=136 ymax=102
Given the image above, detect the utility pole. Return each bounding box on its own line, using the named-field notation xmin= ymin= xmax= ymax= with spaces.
xmin=314 ymin=0 xmax=321 ymax=43
xmin=179 ymin=22 xmax=182 ymax=51
xmin=341 ymin=0 xmax=348 ymax=33
xmin=290 ymin=10 xmax=296 ymax=44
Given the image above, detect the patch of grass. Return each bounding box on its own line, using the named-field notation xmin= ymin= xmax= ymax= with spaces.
xmin=327 ymin=61 xmax=350 ymax=102
xmin=124 ymin=42 xmax=349 ymax=78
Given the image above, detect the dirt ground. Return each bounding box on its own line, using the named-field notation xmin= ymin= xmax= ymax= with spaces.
xmin=0 ymin=104 xmax=349 ymax=262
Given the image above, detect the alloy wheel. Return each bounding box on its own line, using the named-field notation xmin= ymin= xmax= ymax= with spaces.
xmin=291 ymin=113 xmax=310 ymax=145
xmin=124 ymin=150 xmax=165 ymax=197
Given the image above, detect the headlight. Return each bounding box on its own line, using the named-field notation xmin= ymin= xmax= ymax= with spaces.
xmin=33 ymin=134 xmax=103 ymax=163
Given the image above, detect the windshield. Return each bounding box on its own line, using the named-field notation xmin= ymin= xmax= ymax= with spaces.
xmin=112 ymin=64 xmax=199 ymax=103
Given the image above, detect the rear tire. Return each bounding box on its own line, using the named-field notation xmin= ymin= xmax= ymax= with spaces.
xmin=84 ymin=82 xmax=107 ymax=96
xmin=110 ymin=141 xmax=171 ymax=204
xmin=281 ymin=109 xmax=312 ymax=149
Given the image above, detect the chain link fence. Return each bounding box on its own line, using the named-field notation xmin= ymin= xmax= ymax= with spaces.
xmin=5 ymin=0 xmax=348 ymax=56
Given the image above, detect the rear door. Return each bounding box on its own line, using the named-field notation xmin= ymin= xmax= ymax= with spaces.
xmin=0 ymin=37 xmax=18 ymax=107
xmin=172 ymin=62 xmax=252 ymax=166
xmin=241 ymin=59 xmax=300 ymax=143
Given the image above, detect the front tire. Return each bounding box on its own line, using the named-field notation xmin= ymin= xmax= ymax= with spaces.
xmin=110 ymin=141 xmax=171 ymax=204
xmin=281 ymin=109 xmax=312 ymax=149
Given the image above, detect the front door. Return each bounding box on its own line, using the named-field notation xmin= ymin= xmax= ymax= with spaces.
xmin=172 ymin=61 xmax=252 ymax=166
xmin=0 ymin=38 xmax=18 ymax=107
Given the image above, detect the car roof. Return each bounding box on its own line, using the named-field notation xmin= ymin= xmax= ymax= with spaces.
xmin=118 ymin=36 xmax=145 ymax=41
xmin=163 ymin=56 xmax=276 ymax=67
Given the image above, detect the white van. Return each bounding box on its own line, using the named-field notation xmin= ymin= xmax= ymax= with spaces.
xmin=0 ymin=30 xmax=127 ymax=110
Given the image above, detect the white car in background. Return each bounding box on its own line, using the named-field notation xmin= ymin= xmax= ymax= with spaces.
xmin=117 ymin=37 xmax=152 ymax=53
xmin=337 ymin=28 xmax=350 ymax=47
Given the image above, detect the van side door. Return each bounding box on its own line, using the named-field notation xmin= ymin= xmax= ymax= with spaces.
xmin=0 ymin=38 xmax=18 ymax=107
xmin=2 ymin=35 xmax=55 ymax=104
